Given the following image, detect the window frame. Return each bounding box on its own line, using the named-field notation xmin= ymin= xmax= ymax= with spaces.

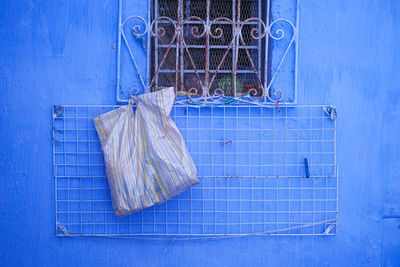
xmin=116 ymin=0 xmax=299 ymax=104
xmin=150 ymin=0 xmax=267 ymax=98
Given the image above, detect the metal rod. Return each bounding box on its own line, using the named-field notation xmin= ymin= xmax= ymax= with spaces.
xmin=179 ymin=0 xmax=185 ymax=91
xmin=146 ymin=0 xmax=152 ymax=92
xmin=154 ymin=0 xmax=159 ymax=89
xmin=204 ymin=0 xmax=211 ymax=97
xmin=233 ymin=0 xmax=241 ymax=97
xmin=264 ymin=0 xmax=271 ymax=101
xmin=116 ymin=0 xmax=123 ymax=102
xmin=175 ymin=0 xmax=183 ymax=94
xmin=294 ymin=0 xmax=300 ymax=104
xmin=232 ymin=0 xmax=236 ymax=96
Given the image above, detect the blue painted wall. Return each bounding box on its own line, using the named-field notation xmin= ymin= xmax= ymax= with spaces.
xmin=1 ymin=0 xmax=399 ymax=266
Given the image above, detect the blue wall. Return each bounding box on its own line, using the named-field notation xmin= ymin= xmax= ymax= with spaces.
xmin=1 ymin=0 xmax=399 ymax=266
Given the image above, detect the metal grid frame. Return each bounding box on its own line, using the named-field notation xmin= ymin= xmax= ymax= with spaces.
xmin=116 ymin=0 xmax=299 ymax=104
xmin=53 ymin=105 xmax=337 ymax=238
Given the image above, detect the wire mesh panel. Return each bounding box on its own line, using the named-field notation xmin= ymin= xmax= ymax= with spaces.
xmin=53 ymin=105 xmax=337 ymax=238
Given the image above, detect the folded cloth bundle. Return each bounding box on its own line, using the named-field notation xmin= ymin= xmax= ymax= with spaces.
xmin=94 ymin=87 xmax=199 ymax=217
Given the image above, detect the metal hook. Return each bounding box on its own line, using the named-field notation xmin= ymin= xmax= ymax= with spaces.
xmin=129 ymin=87 xmax=139 ymax=98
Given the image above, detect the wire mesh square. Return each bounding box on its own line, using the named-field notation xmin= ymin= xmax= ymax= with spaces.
xmin=53 ymin=105 xmax=337 ymax=238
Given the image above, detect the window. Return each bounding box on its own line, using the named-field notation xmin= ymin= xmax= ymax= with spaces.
xmin=150 ymin=0 xmax=267 ymax=97
xmin=117 ymin=0 xmax=298 ymax=103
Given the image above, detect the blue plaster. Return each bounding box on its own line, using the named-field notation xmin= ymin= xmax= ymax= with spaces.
xmin=1 ymin=0 xmax=400 ymax=266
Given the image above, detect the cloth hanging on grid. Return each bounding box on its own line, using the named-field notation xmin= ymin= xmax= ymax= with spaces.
xmin=94 ymin=87 xmax=199 ymax=217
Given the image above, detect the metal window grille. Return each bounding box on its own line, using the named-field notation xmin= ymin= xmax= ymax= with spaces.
xmin=53 ymin=105 xmax=338 ymax=238
xmin=152 ymin=0 xmax=265 ymax=97
xmin=116 ymin=0 xmax=299 ymax=103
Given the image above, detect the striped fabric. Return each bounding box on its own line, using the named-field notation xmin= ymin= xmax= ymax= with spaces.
xmin=94 ymin=87 xmax=199 ymax=217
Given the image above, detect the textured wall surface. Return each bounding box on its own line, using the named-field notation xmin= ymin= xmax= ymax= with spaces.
xmin=1 ymin=0 xmax=400 ymax=266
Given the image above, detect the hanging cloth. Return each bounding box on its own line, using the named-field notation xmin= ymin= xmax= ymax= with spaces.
xmin=94 ymin=87 xmax=199 ymax=217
